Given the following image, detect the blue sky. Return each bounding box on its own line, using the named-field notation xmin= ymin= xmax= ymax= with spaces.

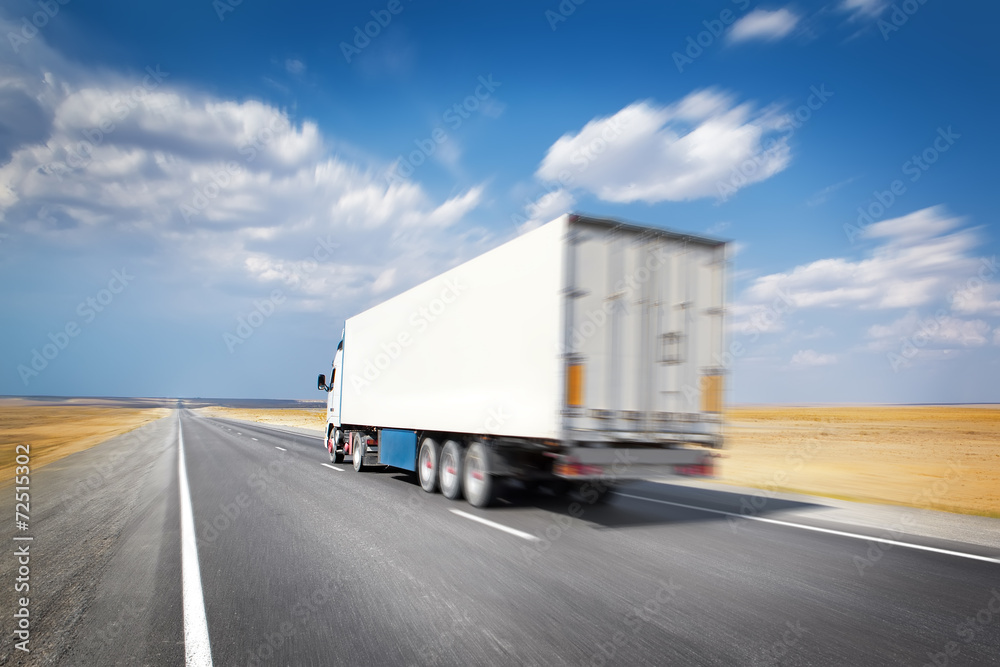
xmin=1 ymin=0 xmax=997 ymax=403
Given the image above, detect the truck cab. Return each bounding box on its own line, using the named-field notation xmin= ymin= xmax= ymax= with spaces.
xmin=317 ymin=337 xmax=345 ymax=463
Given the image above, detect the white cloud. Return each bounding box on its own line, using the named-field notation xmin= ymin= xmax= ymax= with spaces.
xmin=741 ymin=207 xmax=981 ymax=311
xmin=951 ymin=279 xmax=1000 ymax=316
xmin=0 ymin=21 xmax=493 ymax=317
xmin=840 ymin=0 xmax=887 ymax=19
xmin=866 ymin=311 xmax=992 ymax=351
xmin=285 ymin=59 xmax=305 ymax=75
xmin=790 ymin=349 xmax=837 ymax=367
xmin=729 ymin=8 xmax=800 ymax=43
xmin=994 ymin=328 xmax=1000 ymax=346
xmin=517 ymin=188 xmax=575 ymax=234
xmin=536 ymin=89 xmax=791 ymax=203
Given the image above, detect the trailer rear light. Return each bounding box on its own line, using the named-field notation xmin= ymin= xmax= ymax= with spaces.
xmin=554 ymin=461 xmax=602 ymax=477
xmin=677 ymin=462 xmax=714 ymax=477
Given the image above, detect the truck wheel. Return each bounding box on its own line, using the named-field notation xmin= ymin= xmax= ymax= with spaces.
xmin=440 ymin=440 xmax=463 ymax=500
xmin=463 ymin=441 xmax=495 ymax=508
xmin=352 ymin=433 xmax=367 ymax=472
xmin=418 ymin=438 xmax=441 ymax=493
xmin=329 ymin=429 xmax=344 ymax=463
xmin=334 ymin=429 xmax=345 ymax=463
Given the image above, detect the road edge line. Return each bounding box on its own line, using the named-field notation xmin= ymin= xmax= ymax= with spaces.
xmin=615 ymin=492 xmax=1000 ymax=565
xmin=179 ymin=422 xmax=214 ymax=666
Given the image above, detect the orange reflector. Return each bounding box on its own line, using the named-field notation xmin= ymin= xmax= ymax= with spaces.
xmin=700 ymin=374 xmax=723 ymax=413
xmin=567 ymin=364 xmax=584 ymax=407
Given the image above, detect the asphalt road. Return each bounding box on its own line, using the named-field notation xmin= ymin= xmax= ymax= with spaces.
xmin=3 ymin=408 xmax=1000 ymax=666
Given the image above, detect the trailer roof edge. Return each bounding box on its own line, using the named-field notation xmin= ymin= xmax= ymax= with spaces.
xmin=567 ymin=213 xmax=729 ymax=247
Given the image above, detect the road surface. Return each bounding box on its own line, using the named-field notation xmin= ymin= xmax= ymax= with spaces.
xmin=3 ymin=408 xmax=999 ymax=665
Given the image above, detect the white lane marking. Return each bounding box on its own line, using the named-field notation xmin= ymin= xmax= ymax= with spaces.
xmin=450 ymin=509 xmax=540 ymax=542
xmin=178 ymin=424 xmax=214 ymax=666
xmin=236 ymin=432 xmax=241 ymax=435
xmin=252 ymin=438 xmax=258 ymax=441
xmin=274 ymin=446 xmax=286 ymax=451
xmin=615 ymin=492 xmax=1000 ymax=565
xmin=321 ymin=463 xmax=343 ymax=472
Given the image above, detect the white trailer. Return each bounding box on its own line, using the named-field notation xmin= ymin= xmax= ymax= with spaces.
xmin=317 ymin=214 xmax=726 ymax=507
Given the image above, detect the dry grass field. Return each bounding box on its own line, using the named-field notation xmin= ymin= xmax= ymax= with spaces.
xmin=0 ymin=400 xmax=170 ymax=480
xmin=194 ymin=406 xmax=326 ymax=432
xmin=720 ymin=406 xmax=1000 ymax=517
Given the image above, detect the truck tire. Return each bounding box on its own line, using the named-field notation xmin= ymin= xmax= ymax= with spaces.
xmin=440 ymin=440 xmax=463 ymax=500
xmin=329 ymin=429 xmax=344 ymax=464
xmin=463 ymin=441 xmax=495 ymax=508
xmin=352 ymin=432 xmax=367 ymax=472
xmin=418 ymin=437 xmax=441 ymax=493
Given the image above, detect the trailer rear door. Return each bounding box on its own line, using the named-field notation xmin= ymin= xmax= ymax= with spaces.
xmin=561 ymin=217 xmax=725 ymax=446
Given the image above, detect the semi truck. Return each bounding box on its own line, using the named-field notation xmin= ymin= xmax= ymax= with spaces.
xmin=317 ymin=213 xmax=726 ymax=507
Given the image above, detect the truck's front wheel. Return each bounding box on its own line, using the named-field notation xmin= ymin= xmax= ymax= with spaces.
xmin=440 ymin=440 xmax=463 ymax=500
xmin=329 ymin=429 xmax=344 ymax=464
xmin=463 ymin=441 xmax=495 ymax=508
xmin=418 ymin=437 xmax=441 ymax=493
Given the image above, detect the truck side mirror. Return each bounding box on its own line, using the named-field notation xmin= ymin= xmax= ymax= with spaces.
xmin=317 ymin=374 xmax=327 ymax=391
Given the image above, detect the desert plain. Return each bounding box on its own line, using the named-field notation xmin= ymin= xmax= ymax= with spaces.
xmin=3 ymin=400 xmax=997 ymax=517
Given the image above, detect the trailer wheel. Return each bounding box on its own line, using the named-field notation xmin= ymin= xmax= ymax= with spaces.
xmin=463 ymin=441 xmax=495 ymax=508
xmin=352 ymin=432 xmax=367 ymax=472
xmin=440 ymin=440 xmax=463 ymax=500
xmin=418 ymin=438 xmax=441 ymax=493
